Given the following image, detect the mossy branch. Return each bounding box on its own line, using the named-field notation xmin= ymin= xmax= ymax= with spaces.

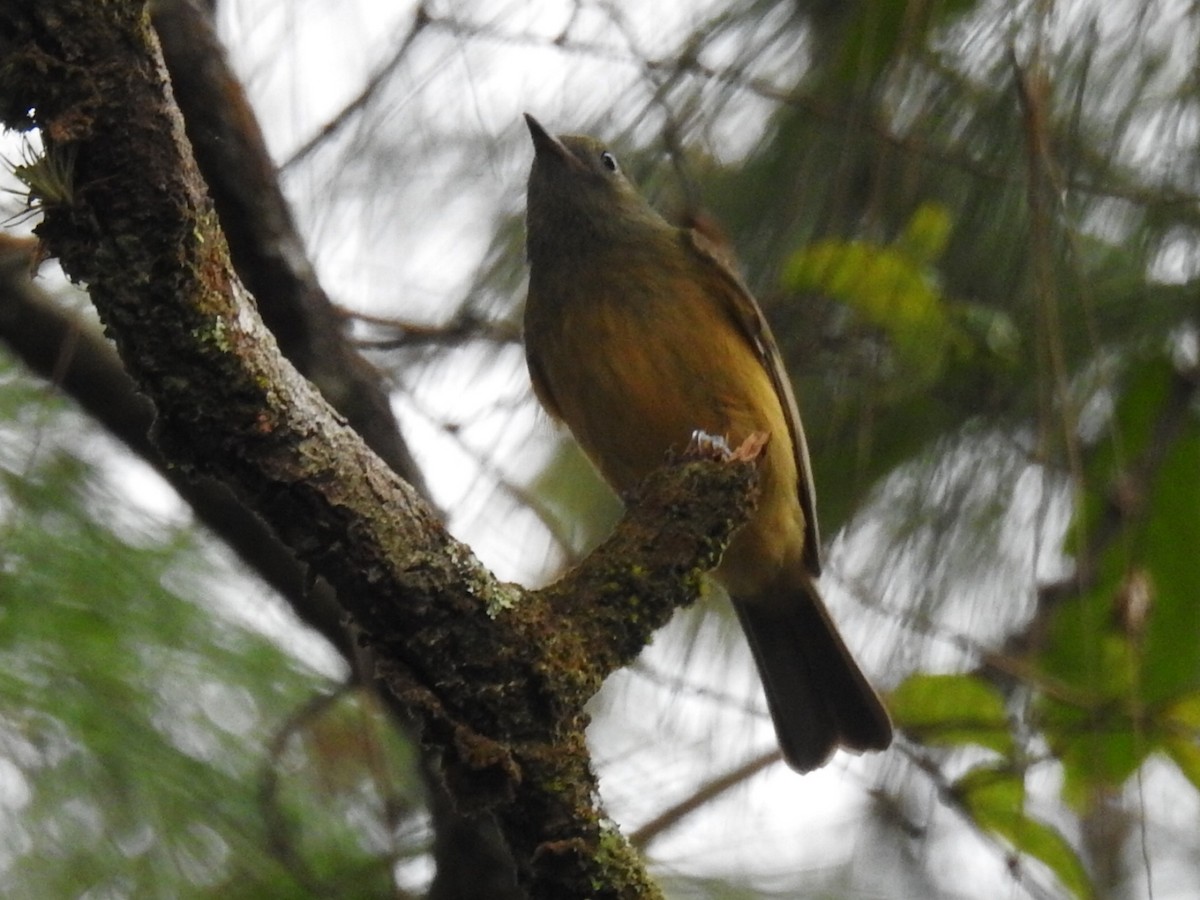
xmin=0 ymin=2 xmax=760 ymax=896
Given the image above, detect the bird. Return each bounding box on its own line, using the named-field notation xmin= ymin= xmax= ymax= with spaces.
xmin=521 ymin=113 xmax=891 ymax=772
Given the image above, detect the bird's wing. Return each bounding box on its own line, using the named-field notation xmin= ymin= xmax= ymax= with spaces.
xmin=682 ymin=227 xmax=822 ymax=576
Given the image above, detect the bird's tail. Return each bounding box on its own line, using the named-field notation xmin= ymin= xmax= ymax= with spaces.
xmin=732 ymin=573 xmax=891 ymax=772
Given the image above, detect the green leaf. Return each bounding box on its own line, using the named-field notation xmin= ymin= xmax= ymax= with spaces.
xmin=1042 ymin=699 xmax=1144 ymax=810
xmin=783 ymin=204 xmax=964 ymax=392
xmin=1139 ymin=429 xmax=1200 ymax=702
xmin=889 ymin=673 xmax=1013 ymax=754
xmin=957 ymin=766 xmax=1092 ymax=899
xmin=1163 ymin=694 xmax=1200 ymax=792
xmin=898 ymin=203 xmax=953 ymax=263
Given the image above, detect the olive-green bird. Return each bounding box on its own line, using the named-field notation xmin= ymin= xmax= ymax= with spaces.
xmin=522 ymin=114 xmax=891 ymax=772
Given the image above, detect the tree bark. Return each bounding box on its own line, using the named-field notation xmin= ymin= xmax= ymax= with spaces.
xmin=0 ymin=3 xmax=759 ymax=897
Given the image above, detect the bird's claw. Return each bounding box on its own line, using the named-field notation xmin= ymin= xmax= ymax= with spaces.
xmin=685 ymin=429 xmax=769 ymax=462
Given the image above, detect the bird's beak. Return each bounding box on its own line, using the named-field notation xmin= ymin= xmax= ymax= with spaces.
xmin=524 ymin=113 xmax=573 ymax=164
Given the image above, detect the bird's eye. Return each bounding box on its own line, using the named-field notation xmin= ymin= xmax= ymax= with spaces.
xmin=599 ymin=151 xmax=619 ymax=172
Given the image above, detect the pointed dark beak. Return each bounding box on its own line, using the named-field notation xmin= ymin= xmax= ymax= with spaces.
xmin=524 ymin=113 xmax=571 ymax=163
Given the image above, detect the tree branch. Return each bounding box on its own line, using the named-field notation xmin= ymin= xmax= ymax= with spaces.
xmin=150 ymin=0 xmax=431 ymax=502
xmin=0 ymin=4 xmax=759 ymax=896
xmin=146 ymin=4 xmax=520 ymax=892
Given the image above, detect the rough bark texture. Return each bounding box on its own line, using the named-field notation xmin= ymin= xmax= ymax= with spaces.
xmin=0 ymin=3 xmax=760 ymax=896
xmin=147 ymin=3 xmax=516 ymax=891
xmin=149 ymin=0 xmax=431 ymax=501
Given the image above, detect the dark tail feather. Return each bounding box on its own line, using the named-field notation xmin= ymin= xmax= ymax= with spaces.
xmin=732 ymin=576 xmax=891 ymax=772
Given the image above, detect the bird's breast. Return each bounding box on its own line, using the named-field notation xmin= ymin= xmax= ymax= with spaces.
xmin=526 ymin=267 xmax=790 ymax=497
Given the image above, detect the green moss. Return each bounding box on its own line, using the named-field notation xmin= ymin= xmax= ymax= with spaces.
xmin=592 ymin=823 xmax=661 ymax=898
xmin=486 ymin=582 xmax=520 ymax=618
xmin=195 ymin=313 xmax=229 ymax=351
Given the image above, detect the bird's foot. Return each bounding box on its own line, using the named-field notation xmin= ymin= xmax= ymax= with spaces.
xmin=685 ymin=429 xmax=769 ymax=463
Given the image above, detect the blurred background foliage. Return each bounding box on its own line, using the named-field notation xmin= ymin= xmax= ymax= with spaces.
xmin=0 ymin=359 xmax=425 ymax=898
xmin=1 ymin=0 xmax=1199 ymax=897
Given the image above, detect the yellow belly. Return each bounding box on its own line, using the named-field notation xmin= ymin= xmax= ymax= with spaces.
xmin=530 ymin=284 xmax=807 ymax=594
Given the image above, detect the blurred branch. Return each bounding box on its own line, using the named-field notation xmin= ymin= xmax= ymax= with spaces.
xmin=349 ymin=308 xmax=520 ymax=349
xmin=1015 ymin=45 xmax=1085 ymax=479
xmin=425 ymin=11 xmax=1200 ymax=211
xmin=629 ymin=750 xmax=779 ymax=850
xmin=258 ymin=686 xmax=359 ymax=896
xmin=280 ymin=5 xmax=431 ymax=173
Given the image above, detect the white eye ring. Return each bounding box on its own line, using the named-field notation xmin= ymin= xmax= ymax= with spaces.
xmin=599 ymin=151 xmax=619 ymax=172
